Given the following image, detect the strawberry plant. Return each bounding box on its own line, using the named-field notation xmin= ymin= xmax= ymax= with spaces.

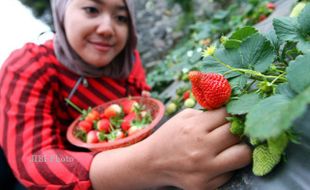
xmin=189 ymin=3 xmax=310 ymax=176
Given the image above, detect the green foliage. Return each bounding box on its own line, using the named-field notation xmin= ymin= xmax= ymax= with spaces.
xmin=153 ymin=2 xmax=310 ymax=177
xmin=19 ymin=0 xmax=51 ymax=24
xmin=227 ymin=93 xmax=262 ymax=115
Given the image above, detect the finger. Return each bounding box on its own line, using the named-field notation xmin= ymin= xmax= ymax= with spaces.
xmin=214 ymin=143 xmax=252 ymax=174
xmin=174 ymin=108 xmax=203 ymax=118
xmin=207 ymin=123 xmax=241 ymax=154
xmin=194 ymin=107 xmax=230 ymax=132
xmin=207 ymin=172 xmax=233 ymax=190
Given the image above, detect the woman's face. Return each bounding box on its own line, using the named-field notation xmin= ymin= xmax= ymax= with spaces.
xmin=64 ymin=0 xmax=129 ymax=67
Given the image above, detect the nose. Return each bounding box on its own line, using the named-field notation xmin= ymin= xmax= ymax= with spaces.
xmin=96 ymin=14 xmax=114 ymax=37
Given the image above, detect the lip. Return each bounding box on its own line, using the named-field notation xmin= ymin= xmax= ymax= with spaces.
xmin=89 ymin=41 xmax=113 ymax=52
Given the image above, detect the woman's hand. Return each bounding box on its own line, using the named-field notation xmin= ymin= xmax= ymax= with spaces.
xmin=143 ymin=107 xmax=251 ymax=190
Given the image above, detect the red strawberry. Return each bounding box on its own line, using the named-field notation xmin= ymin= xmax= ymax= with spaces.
xmin=121 ymin=112 xmax=136 ymax=131
xmin=188 ymin=71 xmax=231 ymax=110
xmin=85 ymin=110 xmax=100 ymax=122
xmin=121 ymin=100 xmax=139 ymax=115
xmin=266 ymin=2 xmax=276 ymax=10
xmin=77 ymin=120 xmax=93 ymax=133
xmin=86 ymin=130 xmax=99 ymax=143
xmin=97 ymin=118 xmax=111 ymax=133
xmin=102 ymin=104 xmax=122 ymax=119
xmin=259 ymin=15 xmax=267 ymax=22
xmin=183 ymin=90 xmax=191 ymax=100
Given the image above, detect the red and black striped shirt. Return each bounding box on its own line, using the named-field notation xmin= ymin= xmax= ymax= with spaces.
xmin=0 ymin=39 xmax=150 ymax=190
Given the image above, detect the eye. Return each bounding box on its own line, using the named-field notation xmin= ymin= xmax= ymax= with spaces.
xmin=83 ymin=7 xmax=99 ymax=16
xmin=116 ymin=15 xmax=128 ymax=24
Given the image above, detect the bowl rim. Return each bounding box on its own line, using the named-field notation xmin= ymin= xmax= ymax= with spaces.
xmin=66 ymin=96 xmax=165 ymax=151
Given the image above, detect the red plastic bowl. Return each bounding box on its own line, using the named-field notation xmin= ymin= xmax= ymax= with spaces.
xmin=67 ymin=96 xmax=165 ymax=152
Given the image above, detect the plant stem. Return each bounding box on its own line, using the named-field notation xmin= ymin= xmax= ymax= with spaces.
xmin=65 ymin=98 xmax=83 ymax=114
xmin=212 ymin=55 xmax=287 ymax=82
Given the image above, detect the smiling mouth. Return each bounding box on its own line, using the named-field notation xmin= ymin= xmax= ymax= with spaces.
xmin=90 ymin=41 xmax=113 ymax=52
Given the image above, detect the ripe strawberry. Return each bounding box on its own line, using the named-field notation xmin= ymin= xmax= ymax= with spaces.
xmin=182 ymin=90 xmax=191 ymax=100
xmin=266 ymin=2 xmax=276 ymax=10
xmin=121 ymin=112 xmax=136 ymax=131
xmin=86 ymin=130 xmax=99 ymax=143
xmin=188 ymin=71 xmax=231 ymax=110
xmin=85 ymin=110 xmax=100 ymax=122
xmin=121 ymin=100 xmax=139 ymax=115
xmin=259 ymin=15 xmax=267 ymax=22
xmin=101 ymin=104 xmax=122 ymax=119
xmin=97 ymin=118 xmax=111 ymax=133
xmin=77 ymin=120 xmax=93 ymax=133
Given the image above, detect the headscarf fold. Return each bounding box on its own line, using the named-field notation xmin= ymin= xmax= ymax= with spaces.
xmin=51 ymin=0 xmax=137 ymax=79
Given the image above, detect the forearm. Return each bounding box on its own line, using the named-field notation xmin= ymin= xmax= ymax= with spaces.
xmin=90 ymin=140 xmax=169 ymax=190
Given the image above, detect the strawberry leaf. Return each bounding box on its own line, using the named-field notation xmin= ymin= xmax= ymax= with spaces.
xmin=209 ymin=33 xmax=275 ymax=72
xmin=273 ymin=17 xmax=301 ymax=42
xmin=240 ymin=33 xmax=276 ymax=72
xmin=245 ymin=86 xmax=310 ymax=140
xmin=297 ymin=3 xmax=310 ymax=36
xmin=273 ymin=5 xmax=310 ymax=54
xmin=245 ymin=95 xmax=291 ymax=139
xmin=223 ymin=26 xmax=258 ymax=49
xmin=287 ymin=53 xmax=310 ymax=93
xmin=227 ymin=93 xmax=262 ymax=115
xmin=229 ymin=75 xmax=248 ymax=95
xmin=276 ymin=83 xmax=297 ymax=99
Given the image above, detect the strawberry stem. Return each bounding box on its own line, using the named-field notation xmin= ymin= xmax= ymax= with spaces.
xmin=65 ymin=98 xmax=83 ymax=114
xmin=212 ymin=55 xmax=287 ymax=82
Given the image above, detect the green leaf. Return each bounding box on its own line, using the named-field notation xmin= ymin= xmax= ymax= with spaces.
xmin=227 ymin=93 xmax=262 ymax=115
xmin=264 ymin=29 xmax=280 ymax=51
xmin=224 ymin=26 xmax=258 ymax=49
xmin=240 ymin=33 xmax=276 ymax=72
xmin=273 ymin=17 xmax=301 ymax=42
xmin=223 ymin=39 xmax=242 ymax=49
xmin=201 ymin=55 xmax=231 ymax=74
xmin=273 ymin=16 xmax=310 ymax=53
xmin=276 ymin=83 xmax=297 ymax=98
xmin=287 ymin=53 xmax=310 ymax=93
xmin=245 ymin=86 xmax=310 ymax=140
xmin=213 ymin=48 xmax=245 ymax=69
xmin=245 ymin=95 xmax=290 ymax=139
xmin=213 ymin=33 xmax=276 ymax=72
xmin=297 ymin=3 xmax=310 ymax=36
xmin=228 ymin=75 xmax=249 ymax=95
xmin=230 ymin=26 xmax=258 ymax=41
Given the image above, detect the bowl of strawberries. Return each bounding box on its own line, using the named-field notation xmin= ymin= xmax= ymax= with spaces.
xmin=66 ymin=96 xmax=165 ymax=152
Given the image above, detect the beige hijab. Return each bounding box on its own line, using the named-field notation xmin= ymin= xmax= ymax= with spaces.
xmin=51 ymin=0 xmax=137 ymax=79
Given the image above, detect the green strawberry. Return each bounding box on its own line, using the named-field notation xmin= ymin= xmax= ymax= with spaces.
xmin=166 ymin=102 xmax=177 ymax=114
xmin=252 ymin=144 xmax=281 ymax=176
xmin=229 ymin=117 xmax=245 ymax=136
xmin=184 ymin=98 xmax=196 ymax=108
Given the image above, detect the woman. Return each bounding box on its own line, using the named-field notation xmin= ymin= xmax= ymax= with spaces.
xmin=0 ymin=0 xmax=251 ymax=189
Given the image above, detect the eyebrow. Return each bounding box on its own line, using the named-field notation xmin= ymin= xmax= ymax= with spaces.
xmin=90 ymin=0 xmax=127 ymax=11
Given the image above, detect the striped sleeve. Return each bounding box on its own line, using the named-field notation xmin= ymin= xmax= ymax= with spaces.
xmin=0 ymin=44 xmax=95 ymax=190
